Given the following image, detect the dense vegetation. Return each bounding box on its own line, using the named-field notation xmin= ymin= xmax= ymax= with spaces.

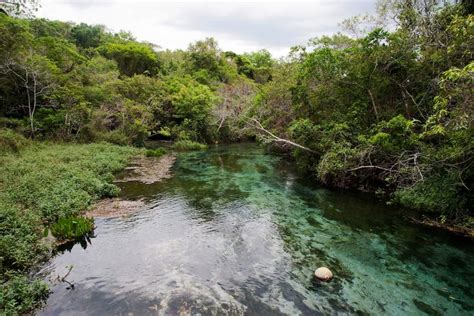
xmin=257 ymin=1 xmax=473 ymax=222
xmin=0 ymin=142 xmax=138 ymax=313
xmin=0 ymin=0 xmax=472 ymax=314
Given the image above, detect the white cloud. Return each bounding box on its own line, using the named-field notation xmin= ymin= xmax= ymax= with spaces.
xmin=37 ymin=0 xmax=376 ymax=57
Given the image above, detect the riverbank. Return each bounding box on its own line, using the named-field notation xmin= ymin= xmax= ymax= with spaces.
xmin=268 ymin=142 xmax=474 ymax=238
xmin=87 ymin=153 xmax=176 ymax=218
xmin=0 ymin=142 xmax=141 ymax=314
xmin=410 ymin=216 xmax=474 ymax=239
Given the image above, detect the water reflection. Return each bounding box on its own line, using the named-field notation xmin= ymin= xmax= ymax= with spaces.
xmin=38 ymin=144 xmax=474 ymax=315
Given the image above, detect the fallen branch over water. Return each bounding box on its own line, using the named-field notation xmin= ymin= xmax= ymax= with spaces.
xmin=245 ymin=117 xmax=317 ymax=153
xmin=56 ymin=265 xmax=75 ymax=289
xmin=409 ymin=217 xmax=474 ymax=239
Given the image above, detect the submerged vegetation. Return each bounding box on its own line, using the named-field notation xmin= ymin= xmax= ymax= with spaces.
xmin=0 ymin=0 xmax=472 ymax=313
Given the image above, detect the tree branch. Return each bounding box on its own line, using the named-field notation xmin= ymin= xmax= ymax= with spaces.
xmin=245 ymin=117 xmax=318 ymax=153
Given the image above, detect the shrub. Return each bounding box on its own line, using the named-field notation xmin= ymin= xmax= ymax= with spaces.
xmin=96 ymin=130 xmax=130 ymax=146
xmin=145 ymin=148 xmax=167 ymax=157
xmin=368 ymin=115 xmax=417 ymax=153
xmin=394 ymin=172 xmax=468 ymax=215
xmin=173 ymin=140 xmax=208 ymax=150
xmin=0 ymin=129 xmax=29 ymax=154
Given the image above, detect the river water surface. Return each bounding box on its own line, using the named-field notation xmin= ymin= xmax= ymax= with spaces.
xmin=38 ymin=144 xmax=474 ymax=315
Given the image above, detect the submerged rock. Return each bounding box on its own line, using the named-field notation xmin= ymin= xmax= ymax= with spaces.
xmin=87 ymin=198 xmax=146 ymax=218
xmin=115 ymin=153 xmax=176 ymax=184
xmin=314 ymin=267 xmax=333 ymax=281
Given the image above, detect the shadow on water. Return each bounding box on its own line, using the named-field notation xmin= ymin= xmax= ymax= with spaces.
xmin=38 ymin=143 xmax=474 ymax=315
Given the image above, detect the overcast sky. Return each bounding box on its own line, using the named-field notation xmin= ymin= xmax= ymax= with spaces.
xmin=37 ymin=0 xmax=377 ymax=57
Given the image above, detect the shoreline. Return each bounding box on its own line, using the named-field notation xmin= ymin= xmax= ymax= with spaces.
xmin=409 ymin=216 xmax=474 ymax=240
xmin=87 ymin=153 xmax=177 ymax=218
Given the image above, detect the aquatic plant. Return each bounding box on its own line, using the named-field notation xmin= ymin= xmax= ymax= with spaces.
xmin=50 ymin=216 xmax=94 ymax=241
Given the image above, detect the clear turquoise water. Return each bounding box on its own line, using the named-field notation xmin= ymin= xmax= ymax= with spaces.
xmin=38 ymin=144 xmax=474 ymax=315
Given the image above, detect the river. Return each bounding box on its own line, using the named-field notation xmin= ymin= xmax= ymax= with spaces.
xmin=38 ymin=143 xmax=474 ymax=315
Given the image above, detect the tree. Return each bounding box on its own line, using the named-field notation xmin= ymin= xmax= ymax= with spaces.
xmin=98 ymin=41 xmax=159 ymax=76
xmin=0 ymin=13 xmax=32 ymax=61
xmin=230 ymin=50 xmax=274 ymax=83
xmin=29 ymin=18 xmax=72 ymax=38
xmin=243 ymin=49 xmax=273 ymax=68
xmin=0 ymin=0 xmax=40 ymax=17
xmin=185 ymin=38 xmax=237 ymax=83
xmin=70 ymin=23 xmax=105 ymax=49
xmin=214 ymin=78 xmax=256 ymax=139
xmin=35 ymin=36 xmax=85 ymax=72
xmin=186 ymin=38 xmax=221 ymax=75
xmin=1 ymin=54 xmax=57 ymax=137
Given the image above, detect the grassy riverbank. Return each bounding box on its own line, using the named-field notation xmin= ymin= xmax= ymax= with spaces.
xmin=0 ymin=141 xmax=140 ymax=314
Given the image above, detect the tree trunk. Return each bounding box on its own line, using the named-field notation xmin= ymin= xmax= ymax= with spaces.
xmin=367 ymin=89 xmax=379 ymax=122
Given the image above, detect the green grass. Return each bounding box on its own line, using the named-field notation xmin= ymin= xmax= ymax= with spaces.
xmin=0 ymin=141 xmax=140 ymax=315
xmin=173 ymin=140 xmax=208 ymax=151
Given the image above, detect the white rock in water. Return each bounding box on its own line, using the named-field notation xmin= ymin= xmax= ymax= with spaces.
xmin=314 ymin=267 xmax=333 ymax=281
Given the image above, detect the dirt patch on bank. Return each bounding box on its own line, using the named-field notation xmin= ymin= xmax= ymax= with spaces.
xmin=87 ymin=198 xmax=146 ymax=218
xmin=89 ymin=153 xmax=176 ymax=218
xmin=116 ymin=154 xmax=176 ymax=184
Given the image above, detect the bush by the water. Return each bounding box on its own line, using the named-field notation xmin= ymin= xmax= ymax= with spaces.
xmin=173 ymin=140 xmax=208 ymax=151
xmin=50 ymin=216 xmax=94 ymax=241
xmin=0 ymin=142 xmax=139 ymax=314
xmin=145 ymin=148 xmax=167 ymax=157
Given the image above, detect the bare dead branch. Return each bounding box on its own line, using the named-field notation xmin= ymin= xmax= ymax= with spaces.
xmin=245 ymin=117 xmax=318 ymax=153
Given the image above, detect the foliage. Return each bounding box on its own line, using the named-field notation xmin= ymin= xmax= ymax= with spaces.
xmin=0 ymin=1 xmax=472 ymax=312
xmin=145 ymin=148 xmax=167 ymax=157
xmin=173 ymin=140 xmax=208 ymax=151
xmin=185 ymin=38 xmax=230 ymax=82
xmin=98 ymin=41 xmax=159 ymax=76
xmin=0 ymin=142 xmax=139 ymax=313
xmin=0 ymin=0 xmax=40 ymax=17
xmin=394 ymin=172 xmax=468 ymax=214
xmin=70 ymin=23 xmax=104 ymax=48
xmin=0 ymin=128 xmax=29 ymax=153
xmin=156 ymin=75 xmax=218 ymax=142
xmin=0 ymin=15 xmax=273 ymax=146
xmin=50 ymin=216 xmax=94 ymax=241
xmin=368 ymin=115 xmax=417 ymax=153
xmin=0 ymin=274 xmax=49 ymax=315
xmin=250 ymin=1 xmax=473 ymax=219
